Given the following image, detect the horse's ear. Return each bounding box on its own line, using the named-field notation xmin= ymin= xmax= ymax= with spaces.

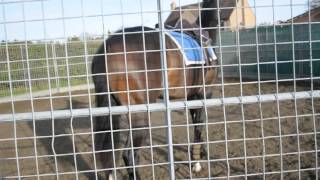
xmin=197 ymin=0 xmax=218 ymax=43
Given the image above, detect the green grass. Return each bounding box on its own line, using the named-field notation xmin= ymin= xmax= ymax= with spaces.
xmin=0 ymin=40 xmax=101 ymax=97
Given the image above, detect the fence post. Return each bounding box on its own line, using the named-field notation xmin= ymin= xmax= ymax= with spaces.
xmin=20 ymin=44 xmax=28 ymax=93
xmin=51 ymin=43 xmax=60 ymax=92
xmin=157 ymin=0 xmax=175 ymax=179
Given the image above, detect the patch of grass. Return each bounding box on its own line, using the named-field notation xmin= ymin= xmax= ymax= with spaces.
xmin=0 ymin=41 xmax=101 ymax=98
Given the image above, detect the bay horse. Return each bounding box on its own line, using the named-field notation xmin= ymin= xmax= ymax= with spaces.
xmin=91 ymin=0 xmax=218 ymax=179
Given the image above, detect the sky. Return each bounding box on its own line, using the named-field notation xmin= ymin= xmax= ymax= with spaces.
xmin=0 ymin=0 xmax=310 ymax=42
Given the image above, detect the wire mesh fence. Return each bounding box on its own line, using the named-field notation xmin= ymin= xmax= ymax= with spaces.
xmin=0 ymin=41 xmax=100 ymax=98
xmin=0 ymin=0 xmax=320 ymax=179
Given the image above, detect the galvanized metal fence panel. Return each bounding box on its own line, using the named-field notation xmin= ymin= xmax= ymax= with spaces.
xmin=0 ymin=0 xmax=320 ymax=180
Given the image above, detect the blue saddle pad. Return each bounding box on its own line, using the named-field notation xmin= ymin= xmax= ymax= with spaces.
xmin=168 ymin=31 xmax=204 ymax=65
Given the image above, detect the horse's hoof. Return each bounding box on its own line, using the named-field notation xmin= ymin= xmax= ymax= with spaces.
xmin=192 ymin=162 xmax=202 ymax=173
xmin=108 ymin=173 xmax=114 ymax=180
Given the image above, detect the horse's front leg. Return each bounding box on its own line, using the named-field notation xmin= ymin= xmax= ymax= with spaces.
xmin=190 ymin=108 xmax=206 ymax=173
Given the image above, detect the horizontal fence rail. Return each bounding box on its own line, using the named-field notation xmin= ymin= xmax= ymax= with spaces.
xmin=1 ymin=90 xmax=319 ymax=122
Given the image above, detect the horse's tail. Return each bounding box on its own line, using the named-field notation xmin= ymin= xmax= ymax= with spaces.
xmin=92 ymin=43 xmax=110 ymax=107
xmin=91 ymin=41 xmax=120 ymax=171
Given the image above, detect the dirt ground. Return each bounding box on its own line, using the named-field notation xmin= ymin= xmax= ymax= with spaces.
xmin=0 ymin=79 xmax=320 ymax=180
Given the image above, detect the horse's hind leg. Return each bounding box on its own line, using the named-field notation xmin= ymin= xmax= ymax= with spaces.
xmin=122 ymin=113 xmax=148 ymax=180
xmin=94 ymin=114 xmax=120 ymax=180
xmin=190 ymin=108 xmax=206 ymax=173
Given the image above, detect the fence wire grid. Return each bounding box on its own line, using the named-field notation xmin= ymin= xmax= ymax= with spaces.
xmin=0 ymin=0 xmax=320 ymax=180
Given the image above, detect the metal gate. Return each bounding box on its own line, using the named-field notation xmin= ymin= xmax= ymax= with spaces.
xmin=0 ymin=0 xmax=319 ymax=179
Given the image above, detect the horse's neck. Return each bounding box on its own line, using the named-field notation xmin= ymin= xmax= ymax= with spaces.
xmin=199 ymin=0 xmax=218 ymax=43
